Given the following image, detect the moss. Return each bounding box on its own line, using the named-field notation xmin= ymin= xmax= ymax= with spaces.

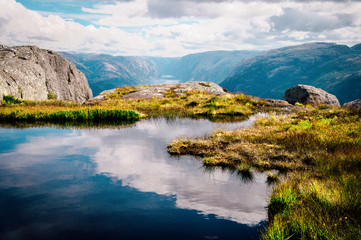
xmin=47 ymin=92 xmax=56 ymax=99
xmin=199 ymin=82 xmax=212 ymax=87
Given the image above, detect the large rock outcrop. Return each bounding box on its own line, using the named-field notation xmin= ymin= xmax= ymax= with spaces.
xmin=122 ymin=81 xmax=225 ymax=100
xmin=283 ymin=85 xmax=340 ymax=107
xmin=343 ymin=99 xmax=361 ymax=110
xmin=87 ymin=81 xmax=226 ymax=103
xmin=0 ymin=45 xmax=92 ymax=103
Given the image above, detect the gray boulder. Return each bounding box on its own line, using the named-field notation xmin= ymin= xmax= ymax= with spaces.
xmin=283 ymin=85 xmax=340 ymax=107
xmin=0 ymin=45 xmax=92 ymax=103
xmin=342 ymin=99 xmax=361 ymax=110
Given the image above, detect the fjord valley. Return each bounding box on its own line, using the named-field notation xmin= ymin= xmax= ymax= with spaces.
xmin=61 ymin=50 xmax=260 ymax=96
xmin=61 ymin=42 xmax=361 ymax=106
xmin=0 ymin=42 xmax=361 ymax=240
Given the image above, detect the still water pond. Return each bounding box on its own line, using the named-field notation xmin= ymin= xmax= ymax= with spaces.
xmin=0 ymin=116 xmax=270 ymax=240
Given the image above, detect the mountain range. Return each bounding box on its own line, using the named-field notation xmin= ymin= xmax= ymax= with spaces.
xmin=221 ymin=42 xmax=361 ymax=104
xmin=62 ymin=42 xmax=361 ymax=104
xmin=61 ymin=51 xmax=259 ymax=96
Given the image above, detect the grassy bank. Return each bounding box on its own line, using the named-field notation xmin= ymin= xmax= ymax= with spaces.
xmin=1 ymin=87 xmax=270 ymax=123
xmin=168 ymin=108 xmax=361 ymax=239
xmin=0 ymin=97 xmax=142 ymax=126
xmin=0 ymin=107 xmax=140 ymax=122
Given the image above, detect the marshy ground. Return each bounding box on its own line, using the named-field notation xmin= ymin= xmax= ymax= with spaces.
xmin=168 ymin=108 xmax=361 ymax=239
xmin=1 ymin=86 xmax=360 ymax=239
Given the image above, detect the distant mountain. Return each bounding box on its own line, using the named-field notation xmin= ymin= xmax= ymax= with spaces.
xmin=61 ymin=52 xmax=177 ymax=96
xmin=62 ymin=50 xmax=259 ymax=96
xmin=221 ymin=42 xmax=361 ymax=104
xmin=172 ymin=51 xmax=260 ymax=84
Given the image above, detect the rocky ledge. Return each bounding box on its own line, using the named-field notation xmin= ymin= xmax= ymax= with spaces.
xmin=122 ymin=81 xmax=225 ymax=99
xmin=0 ymin=45 xmax=92 ymax=103
xmin=87 ymin=81 xmax=226 ymax=103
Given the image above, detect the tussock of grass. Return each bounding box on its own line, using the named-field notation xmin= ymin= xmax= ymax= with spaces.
xmin=2 ymin=95 xmax=24 ymax=105
xmin=266 ymin=171 xmax=280 ymax=184
xmin=168 ymin=108 xmax=361 ymax=239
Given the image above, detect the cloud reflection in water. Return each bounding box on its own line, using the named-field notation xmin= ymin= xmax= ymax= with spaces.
xmin=0 ymin=116 xmax=270 ymax=226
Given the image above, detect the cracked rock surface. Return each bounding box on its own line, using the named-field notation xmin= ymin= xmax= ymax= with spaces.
xmin=0 ymin=45 xmax=92 ymax=103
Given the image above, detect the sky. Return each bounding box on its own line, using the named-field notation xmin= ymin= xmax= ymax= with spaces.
xmin=1 ymin=0 xmax=361 ymax=56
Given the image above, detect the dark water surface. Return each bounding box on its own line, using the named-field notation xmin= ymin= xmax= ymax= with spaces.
xmin=0 ymin=116 xmax=270 ymax=240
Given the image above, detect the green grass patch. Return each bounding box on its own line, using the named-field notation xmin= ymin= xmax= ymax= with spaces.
xmin=0 ymin=108 xmax=141 ymax=124
xmin=2 ymin=95 xmax=24 ymax=105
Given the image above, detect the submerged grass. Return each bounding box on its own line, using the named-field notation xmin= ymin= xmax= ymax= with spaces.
xmin=168 ymin=108 xmax=361 ymax=239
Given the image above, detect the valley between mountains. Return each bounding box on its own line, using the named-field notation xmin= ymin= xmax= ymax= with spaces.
xmin=62 ymin=42 xmax=361 ymax=105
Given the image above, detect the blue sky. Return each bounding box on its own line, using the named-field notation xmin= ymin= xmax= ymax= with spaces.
xmin=1 ymin=0 xmax=361 ymax=56
xmin=17 ymin=0 xmax=102 ymax=25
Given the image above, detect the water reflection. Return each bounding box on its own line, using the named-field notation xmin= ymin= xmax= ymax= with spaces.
xmin=0 ymin=119 xmax=138 ymax=129
xmin=0 ymin=116 xmax=270 ymax=239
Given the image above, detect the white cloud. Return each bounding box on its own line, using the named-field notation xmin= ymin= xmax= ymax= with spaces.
xmin=83 ymin=0 xmax=179 ymax=26
xmin=0 ymin=0 xmax=360 ymax=56
xmin=0 ymin=0 xmax=151 ymax=55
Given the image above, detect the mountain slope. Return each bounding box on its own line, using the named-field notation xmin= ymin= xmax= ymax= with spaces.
xmin=61 ymin=52 xmax=178 ymax=96
xmin=173 ymin=50 xmax=259 ymax=84
xmin=221 ymin=42 xmax=361 ymax=104
xmin=62 ymin=50 xmax=259 ymax=96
